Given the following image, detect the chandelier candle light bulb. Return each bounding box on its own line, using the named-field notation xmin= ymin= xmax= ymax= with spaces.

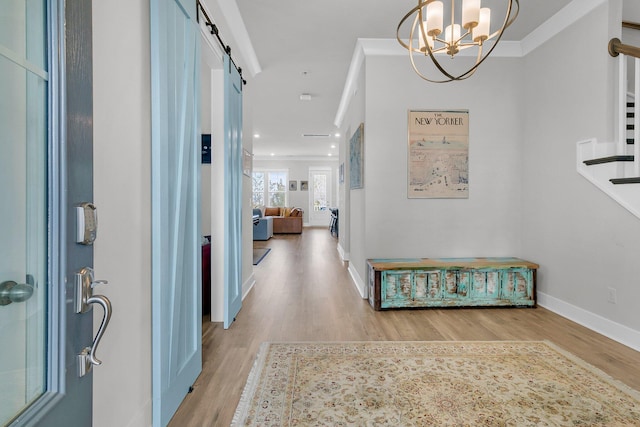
xmin=426 ymin=1 xmax=443 ymax=36
xmin=462 ymin=0 xmax=480 ymax=29
xmin=419 ymin=26 xmax=435 ymax=51
xmin=445 ymin=24 xmax=461 ymax=55
xmin=473 ymin=8 xmax=491 ymax=42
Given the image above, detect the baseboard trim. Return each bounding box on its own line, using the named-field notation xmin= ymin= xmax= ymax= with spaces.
xmin=348 ymin=264 xmax=367 ymax=299
xmin=209 ymin=274 xmax=256 ymax=323
xmin=537 ymin=291 xmax=640 ymax=352
xmin=123 ymin=398 xmax=152 ymax=427
xmin=337 ymin=243 xmax=349 ymax=261
xmin=243 ymin=273 xmax=256 ymax=300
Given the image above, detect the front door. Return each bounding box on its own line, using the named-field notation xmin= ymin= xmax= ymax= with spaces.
xmin=1 ymin=0 xmax=98 ymax=425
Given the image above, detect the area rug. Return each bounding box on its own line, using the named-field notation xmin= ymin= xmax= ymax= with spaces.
xmin=231 ymin=341 xmax=640 ymax=426
xmin=252 ymin=248 xmax=271 ymax=265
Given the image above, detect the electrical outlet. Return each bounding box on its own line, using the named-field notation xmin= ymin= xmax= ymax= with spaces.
xmin=607 ymin=287 xmax=617 ymax=304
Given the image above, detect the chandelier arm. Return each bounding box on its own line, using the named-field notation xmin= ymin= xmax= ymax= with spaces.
xmin=454 ymin=45 xmax=484 ymax=81
xmin=409 ymin=53 xmax=456 ymax=83
xmin=409 ymin=17 xmax=453 ymax=83
xmin=425 ymin=44 xmax=459 ymax=81
xmin=396 ymin=2 xmax=429 ymax=52
xmin=406 ymin=9 xmax=459 ymax=82
xmin=454 ymin=0 xmax=519 ymax=80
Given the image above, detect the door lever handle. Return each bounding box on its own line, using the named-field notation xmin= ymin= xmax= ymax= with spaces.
xmin=75 ymin=267 xmax=113 ymax=377
xmin=85 ymin=294 xmax=112 ymax=366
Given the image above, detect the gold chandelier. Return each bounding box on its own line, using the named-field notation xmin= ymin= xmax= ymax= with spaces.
xmin=397 ymin=0 xmax=519 ymax=83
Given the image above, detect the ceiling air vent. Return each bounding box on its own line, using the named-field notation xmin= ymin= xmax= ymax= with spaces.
xmin=302 ymin=134 xmax=331 ymax=138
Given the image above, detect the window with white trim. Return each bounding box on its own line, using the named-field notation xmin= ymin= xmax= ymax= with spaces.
xmin=252 ymin=170 xmax=288 ymax=207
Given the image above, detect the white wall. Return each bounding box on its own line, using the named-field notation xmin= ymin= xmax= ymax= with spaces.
xmin=343 ymin=54 xmax=524 ymax=291
xmin=523 ymin=1 xmax=640 ymax=334
xmin=340 ymin=63 xmax=366 ymax=264
xmin=201 ymin=58 xmax=212 ymax=237
xmin=92 ymin=0 xmax=152 ymax=426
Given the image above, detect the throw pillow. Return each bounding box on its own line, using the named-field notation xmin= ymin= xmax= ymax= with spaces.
xmin=264 ymin=207 xmax=280 ymax=217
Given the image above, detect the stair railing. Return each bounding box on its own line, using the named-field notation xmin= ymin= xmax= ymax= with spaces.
xmin=609 ymin=24 xmax=640 ymax=177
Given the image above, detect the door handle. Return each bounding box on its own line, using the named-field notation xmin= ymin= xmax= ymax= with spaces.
xmin=75 ymin=267 xmax=112 ymax=377
xmin=0 ymin=275 xmax=35 ymax=306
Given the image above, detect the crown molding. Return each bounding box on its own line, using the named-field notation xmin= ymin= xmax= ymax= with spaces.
xmin=334 ymin=40 xmax=366 ymax=128
xmin=214 ymin=0 xmax=262 ymax=77
xmin=358 ymin=38 xmax=522 ymax=57
xmin=334 ymin=0 xmax=609 ymax=129
xmin=520 ymin=0 xmax=608 ymax=56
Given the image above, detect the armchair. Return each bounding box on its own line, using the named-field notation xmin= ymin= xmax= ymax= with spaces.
xmin=252 ymin=208 xmax=273 ymax=241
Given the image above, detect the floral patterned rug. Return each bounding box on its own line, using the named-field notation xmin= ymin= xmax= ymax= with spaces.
xmin=231 ymin=341 xmax=640 ymax=426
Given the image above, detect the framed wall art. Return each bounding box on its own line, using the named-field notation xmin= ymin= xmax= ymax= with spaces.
xmin=407 ymin=110 xmax=468 ymax=198
xmin=242 ymin=149 xmax=252 ymax=177
xmin=349 ymin=123 xmax=364 ymax=189
xmin=289 ymin=180 xmax=297 ymax=191
xmin=300 ymin=180 xmax=309 ymax=191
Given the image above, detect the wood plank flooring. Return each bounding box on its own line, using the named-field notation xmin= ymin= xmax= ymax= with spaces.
xmin=169 ymin=227 xmax=640 ymax=427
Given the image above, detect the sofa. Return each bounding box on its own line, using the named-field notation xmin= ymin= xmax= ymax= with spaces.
xmin=263 ymin=206 xmax=303 ymax=234
xmin=252 ymin=209 xmax=274 ymax=240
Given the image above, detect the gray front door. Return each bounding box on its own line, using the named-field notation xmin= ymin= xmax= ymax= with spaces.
xmin=1 ymin=0 xmax=98 ymax=425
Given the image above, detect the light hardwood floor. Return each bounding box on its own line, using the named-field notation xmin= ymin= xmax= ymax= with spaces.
xmin=169 ymin=227 xmax=640 ymax=426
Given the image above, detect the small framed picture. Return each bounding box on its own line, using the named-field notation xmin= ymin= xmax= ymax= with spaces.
xmin=242 ymin=149 xmax=252 ymax=177
xmin=289 ymin=180 xmax=297 ymax=191
xmin=300 ymin=180 xmax=309 ymax=191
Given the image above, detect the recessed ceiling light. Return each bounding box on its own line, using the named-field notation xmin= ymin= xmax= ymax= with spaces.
xmin=253 ymin=133 xmax=260 ymax=138
xmin=331 ymin=144 xmax=336 ymax=149
xmin=334 ymin=132 xmax=341 ymax=137
xmin=299 ymin=93 xmax=312 ymax=101
xmin=270 ymin=153 xmax=275 ymax=156
xmin=328 ymin=153 xmax=332 ymax=157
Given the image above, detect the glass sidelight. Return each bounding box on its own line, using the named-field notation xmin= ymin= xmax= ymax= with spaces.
xmin=0 ymin=0 xmax=48 ymax=424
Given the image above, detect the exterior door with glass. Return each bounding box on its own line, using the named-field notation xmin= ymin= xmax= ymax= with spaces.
xmin=1 ymin=0 xmax=99 ymax=425
xmin=309 ymin=169 xmax=332 ymax=226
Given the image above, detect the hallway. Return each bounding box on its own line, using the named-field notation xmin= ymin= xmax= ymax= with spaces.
xmin=169 ymin=228 xmax=640 ymax=426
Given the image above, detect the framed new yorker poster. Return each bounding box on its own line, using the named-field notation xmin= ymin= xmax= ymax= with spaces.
xmin=407 ymin=110 xmax=469 ymax=198
xmin=349 ymin=123 xmax=364 ymax=189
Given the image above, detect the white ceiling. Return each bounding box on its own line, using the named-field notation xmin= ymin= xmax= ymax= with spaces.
xmin=229 ymin=0 xmax=575 ymax=159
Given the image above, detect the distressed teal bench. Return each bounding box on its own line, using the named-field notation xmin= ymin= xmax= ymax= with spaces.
xmin=367 ymin=257 xmax=539 ymax=310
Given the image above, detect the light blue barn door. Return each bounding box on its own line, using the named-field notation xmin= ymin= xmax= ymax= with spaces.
xmin=223 ymin=55 xmax=243 ymax=329
xmin=150 ymin=0 xmax=201 ymax=425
